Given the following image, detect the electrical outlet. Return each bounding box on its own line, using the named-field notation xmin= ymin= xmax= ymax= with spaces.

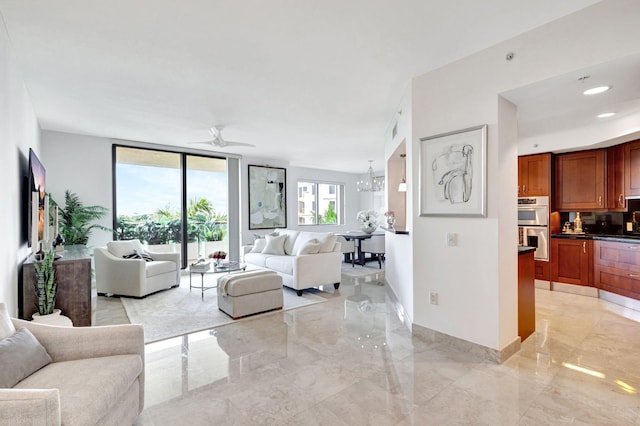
xmin=446 ymin=233 xmax=457 ymax=246
xmin=430 ymin=292 xmax=438 ymax=305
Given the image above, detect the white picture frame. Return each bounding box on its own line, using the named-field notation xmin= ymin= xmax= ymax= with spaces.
xmin=419 ymin=124 xmax=487 ymax=217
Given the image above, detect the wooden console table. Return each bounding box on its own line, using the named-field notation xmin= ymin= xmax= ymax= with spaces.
xmin=20 ymin=246 xmax=92 ymax=326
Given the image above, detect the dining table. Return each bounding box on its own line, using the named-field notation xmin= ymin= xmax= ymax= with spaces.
xmin=336 ymin=231 xmax=384 ymax=266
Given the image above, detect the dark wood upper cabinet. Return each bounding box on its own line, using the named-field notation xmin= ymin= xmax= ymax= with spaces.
xmin=555 ymin=149 xmax=606 ymax=211
xmin=607 ymin=144 xmax=626 ymax=211
xmin=624 ymin=139 xmax=640 ymax=198
xmin=518 ymin=153 xmax=551 ymax=197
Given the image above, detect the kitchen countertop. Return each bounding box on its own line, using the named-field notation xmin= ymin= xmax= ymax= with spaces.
xmin=551 ymin=233 xmax=640 ymax=243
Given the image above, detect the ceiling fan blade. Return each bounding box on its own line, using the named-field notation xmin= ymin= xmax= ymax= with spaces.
xmin=186 ymin=140 xmax=215 ymax=145
xmin=223 ymin=141 xmax=256 ymax=148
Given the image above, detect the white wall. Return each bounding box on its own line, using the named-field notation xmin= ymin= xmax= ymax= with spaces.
xmin=41 ymin=131 xmax=113 ymax=249
xmin=0 ymin=17 xmax=41 ymax=316
xmin=408 ymin=0 xmax=640 ymax=350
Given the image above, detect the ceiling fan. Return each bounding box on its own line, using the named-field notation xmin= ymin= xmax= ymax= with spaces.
xmin=189 ymin=125 xmax=256 ymax=148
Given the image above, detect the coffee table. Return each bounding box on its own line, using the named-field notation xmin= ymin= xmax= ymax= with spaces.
xmin=187 ymin=261 xmax=247 ymax=300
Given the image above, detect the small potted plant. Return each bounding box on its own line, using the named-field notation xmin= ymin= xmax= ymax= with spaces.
xmin=32 ymin=250 xmax=57 ymax=319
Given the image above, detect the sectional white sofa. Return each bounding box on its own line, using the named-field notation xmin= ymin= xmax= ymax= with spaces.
xmin=243 ymin=229 xmax=342 ymax=295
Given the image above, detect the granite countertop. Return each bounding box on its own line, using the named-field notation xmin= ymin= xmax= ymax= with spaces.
xmin=551 ymin=233 xmax=640 ymax=243
xmin=518 ymin=246 xmax=536 ymax=255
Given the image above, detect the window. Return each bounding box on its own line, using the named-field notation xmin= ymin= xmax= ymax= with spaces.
xmin=297 ymin=181 xmax=343 ymax=225
xmin=113 ymin=145 xmax=237 ymax=268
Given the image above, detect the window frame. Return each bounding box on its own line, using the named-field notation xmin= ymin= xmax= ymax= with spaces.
xmin=296 ymin=179 xmax=345 ymax=226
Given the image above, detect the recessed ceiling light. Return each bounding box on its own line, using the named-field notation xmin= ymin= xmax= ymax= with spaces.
xmin=597 ymin=112 xmax=616 ymax=118
xmin=584 ymin=85 xmax=612 ymax=95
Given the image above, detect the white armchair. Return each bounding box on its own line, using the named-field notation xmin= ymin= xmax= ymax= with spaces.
xmin=360 ymin=235 xmax=385 ymax=269
xmin=94 ymin=239 xmax=180 ymax=298
xmin=335 ymin=235 xmax=356 ymax=267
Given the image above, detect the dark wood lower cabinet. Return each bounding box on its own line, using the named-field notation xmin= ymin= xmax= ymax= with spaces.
xmin=550 ymin=238 xmax=593 ymax=286
xmin=594 ymin=240 xmax=640 ymax=300
xmin=20 ymin=246 xmax=92 ymax=326
xmin=534 ymin=260 xmax=550 ymax=281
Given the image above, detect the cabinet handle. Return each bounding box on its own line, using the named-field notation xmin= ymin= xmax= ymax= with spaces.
xmin=523 ymin=185 xmax=526 ymax=193
xmin=583 ymin=242 xmax=586 ymax=253
xmin=628 ymin=273 xmax=640 ymax=278
xmin=598 ymin=195 xmax=602 ymax=206
xmin=628 ymin=246 xmax=639 ymax=249
xmin=619 ymin=194 xmax=624 ymax=207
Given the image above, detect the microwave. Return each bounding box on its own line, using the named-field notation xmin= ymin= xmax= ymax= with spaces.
xmin=518 ymin=196 xmax=549 ymax=226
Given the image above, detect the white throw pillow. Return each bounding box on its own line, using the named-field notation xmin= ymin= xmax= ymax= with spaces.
xmin=274 ymin=229 xmax=300 ymax=255
xmin=261 ymin=234 xmax=287 ymax=255
xmin=107 ymin=239 xmax=144 ymax=258
xmin=0 ymin=303 xmax=16 ymax=340
xmin=296 ymin=239 xmax=322 ymax=255
xmin=250 ymin=238 xmax=267 ymax=253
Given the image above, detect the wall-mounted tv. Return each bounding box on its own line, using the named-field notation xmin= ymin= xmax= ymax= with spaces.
xmin=27 ymin=148 xmax=46 ymax=249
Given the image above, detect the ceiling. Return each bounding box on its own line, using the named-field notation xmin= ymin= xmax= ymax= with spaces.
xmin=0 ymin=0 xmax=601 ymax=173
xmin=503 ymin=53 xmax=640 ymax=155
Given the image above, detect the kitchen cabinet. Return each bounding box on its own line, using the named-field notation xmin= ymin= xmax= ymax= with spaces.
xmin=518 ymin=153 xmax=551 ymax=197
xmin=594 ymin=240 xmax=640 ymax=300
xmin=550 ymin=238 xmax=593 ymax=286
xmin=624 ymin=139 xmax=640 ymax=198
xmin=555 ymin=149 xmax=606 ymax=211
xmin=607 ymin=144 xmax=626 ymax=211
xmin=534 ymin=260 xmax=550 ymax=281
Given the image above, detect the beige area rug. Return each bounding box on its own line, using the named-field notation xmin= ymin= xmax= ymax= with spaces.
xmin=341 ymin=262 xmax=385 ymax=278
xmin=121 ymin=278 xmax=328 ymax=343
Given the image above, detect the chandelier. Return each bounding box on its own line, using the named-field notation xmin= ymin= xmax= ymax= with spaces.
xmin=357 ymin=160 xmax=384 ymax=192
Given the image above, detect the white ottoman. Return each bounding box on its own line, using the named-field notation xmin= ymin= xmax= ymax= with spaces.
xmin=217 ymin=270 xmax=283 ymax=319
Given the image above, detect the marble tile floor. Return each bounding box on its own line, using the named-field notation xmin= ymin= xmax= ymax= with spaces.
xmin=96 ymin=273 xmax=640 ymax=425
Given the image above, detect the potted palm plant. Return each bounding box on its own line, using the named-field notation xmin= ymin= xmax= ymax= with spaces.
xmin=52 ymin=190 xmax=111 ymax=246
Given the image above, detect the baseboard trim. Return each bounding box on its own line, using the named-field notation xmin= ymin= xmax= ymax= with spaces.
xmin=534 ymin=279 xmax=551 ymax=290
xmin=412 ymin=324 xmax=521 ymax=364
xmin=599 ymin=289 xmax=640 ymax=312
xmin=551 ymin=281 xmax=598 ymax=298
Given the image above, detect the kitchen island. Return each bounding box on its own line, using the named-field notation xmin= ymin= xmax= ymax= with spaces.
xmin=518 ymin=246 xmax=536 ymax=342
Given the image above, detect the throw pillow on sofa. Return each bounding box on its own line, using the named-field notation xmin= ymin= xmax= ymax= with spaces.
xmin=262 ymin=234 xmax=287 ymax=255
xmin=295 ymin=238 xmax=322 ymax=255
xmin=292 ymin=232 xmax=337 ymax=254
xmin=274 ymin=229 xmax=300 ymax=255
xmin=250 ymin=238 xmax=267 ymax=253
xmin=123 ymin=249 xmax=154 ymax=262
xmin=0 ymin=328 xmax=52 ymax=388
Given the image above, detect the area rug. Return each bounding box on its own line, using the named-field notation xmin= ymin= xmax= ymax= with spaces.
xmin=341 ymin=263 xmax=385 ymax=278
xmin=121 ymin=280 xmax=327 ymax=343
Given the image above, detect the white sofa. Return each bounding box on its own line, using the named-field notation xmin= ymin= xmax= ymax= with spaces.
xmin=243 ymin=229 xmax=342 ymax=296
xmin=95 ymin=239 xmax=180 ymax=298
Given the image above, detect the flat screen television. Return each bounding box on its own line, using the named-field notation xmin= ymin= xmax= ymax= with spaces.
xmin=27 ymin=148 xmax=46 ymax=249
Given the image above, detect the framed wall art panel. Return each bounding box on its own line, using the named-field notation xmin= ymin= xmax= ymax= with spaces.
xmin=248 ymin=165 xmax=287 ymax=229
xmin=419 ymin=124 xmax=487 ymax=217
